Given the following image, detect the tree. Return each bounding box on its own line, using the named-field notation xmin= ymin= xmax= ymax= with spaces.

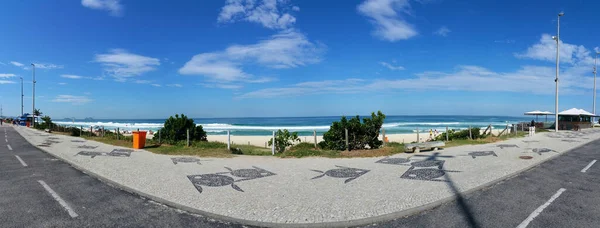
xmin=321 ymin=111 xmax=386 ymax=151
xmin=268 ymin=129 xmax=300 ymax=153
xmin=33 ymin=109 xmax=42 ymax=116
xmin=158 ymin=114 xmax=207 ymax=144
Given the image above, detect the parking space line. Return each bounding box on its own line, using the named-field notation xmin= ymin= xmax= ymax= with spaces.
xmin=581 ymin=160 xmax=597 ymax=173
xmin=7 ymin=144 xmax=12 ymax=150
xmin=516 ymin=188 xmax=566 ymax=228
xmin=38 ymin=180 xmax=79 ymax=218
xmin=15 ymin=155 xmax=28 ymax=167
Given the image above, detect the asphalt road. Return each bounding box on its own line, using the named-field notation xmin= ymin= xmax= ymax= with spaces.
xmin=0 ymin=125 xmax=248 ymax=228
xmin=368 ymin=136 xmax=600 ymax=228
xmin=3 ymin=124 xmax=600 ymax=228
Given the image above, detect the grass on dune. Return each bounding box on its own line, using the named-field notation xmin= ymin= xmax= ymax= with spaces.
xmin=53 ymin=131 xmax=528 ymax=158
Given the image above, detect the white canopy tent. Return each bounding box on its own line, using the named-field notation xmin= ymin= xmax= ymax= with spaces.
xmin=524 ymin=110 xmax=554 ymax=122
xmin=557 ymin=108 xmax=595 ymax=116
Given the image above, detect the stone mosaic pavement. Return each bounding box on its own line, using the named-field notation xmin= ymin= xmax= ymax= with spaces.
xmin=12 ymin=126 xmax=600 ymax=226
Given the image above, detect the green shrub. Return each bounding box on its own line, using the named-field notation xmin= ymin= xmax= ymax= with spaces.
xmin=291 ymin=142 xmax=316 ymax=150
xmin=157 ymin=114 xmax=207 ymax=145
xmin=435 ymin=127 xmax=483 ymax=141
xmin=321 ymin=111 xmax=386 ymax=151
xmin=268 ymin=129 xmax=300 ymax=153
xmin=70 ymin=127 xmax=81 ymax=136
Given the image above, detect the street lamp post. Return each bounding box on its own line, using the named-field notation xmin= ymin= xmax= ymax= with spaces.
xmin=595 ymin=52 xmax=599 ymax=123
xmin=553 ymin=12 xmax=564 ymax=132
xmin=31 ymin=63 xmax=35 ymax=128
xmin=20 ymin=77 xmax=23 ymax=116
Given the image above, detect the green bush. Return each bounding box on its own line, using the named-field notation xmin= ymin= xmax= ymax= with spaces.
xmin=268 ymin=129 xmax=300 ymax=153
xmin=69 ymin=127 xmax=81 ymax=136
xmin=435 ymin=127 xmax=483 ymax=141
xmin=321 ymin=111 xmax=386 ymax=151
xmin=157 ymin=114 xmax=207 ymax=145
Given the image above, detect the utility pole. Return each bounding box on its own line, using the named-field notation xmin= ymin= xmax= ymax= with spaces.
xmin=553 ymin=12 xmax=564 ymax=132
xmin=594 ymin=52 xmax=599 ymax=123
xmin=31 ymin=63 xmax=36 ymax=128
xmin=20 ymin=77 xmax=23 ymax=116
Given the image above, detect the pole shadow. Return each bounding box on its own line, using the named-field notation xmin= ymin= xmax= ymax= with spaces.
xmin=415 ymin=152 xmax=481 ymax=228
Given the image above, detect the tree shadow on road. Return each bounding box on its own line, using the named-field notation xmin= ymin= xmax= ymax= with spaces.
xmin=414 ymin=152 xmax=481 ymax=228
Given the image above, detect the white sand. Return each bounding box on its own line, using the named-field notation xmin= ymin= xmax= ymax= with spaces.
xmin=206 ymin=129 xmax=506 ymax=147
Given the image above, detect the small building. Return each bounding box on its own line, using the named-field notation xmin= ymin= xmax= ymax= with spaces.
xmin=557 ymin=108 xmax=597 ymax=130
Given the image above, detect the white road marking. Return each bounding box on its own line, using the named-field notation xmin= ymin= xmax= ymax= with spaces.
xmin=14 ymin=155 xmax=28 ymax=167
xmin=7 ymin=144 xmax=12 ymax=150
xmin=581 ymin=160 xmax=597 ymax=173
xmin=38 ymin=180 xmax=79 ymax=218
xmin=516 ymin=188 xmax=566 ymax=228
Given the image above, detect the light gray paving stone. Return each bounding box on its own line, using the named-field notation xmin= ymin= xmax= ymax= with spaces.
xmin=12 ymin=126 xmax=600 ymax=224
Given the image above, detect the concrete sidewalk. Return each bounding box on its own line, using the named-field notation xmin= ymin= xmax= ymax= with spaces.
xmin=12 ymin=126 xmax=600 ymax=227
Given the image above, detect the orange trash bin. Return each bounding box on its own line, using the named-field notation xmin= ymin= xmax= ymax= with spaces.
xmin=132 ymin=131 xmax=147 ymax=149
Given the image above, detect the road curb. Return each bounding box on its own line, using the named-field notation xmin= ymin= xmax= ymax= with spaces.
xmin=12 ymin=126 xmax=597 ymax=228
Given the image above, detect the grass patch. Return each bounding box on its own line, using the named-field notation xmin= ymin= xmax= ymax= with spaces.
xmin=278 ymin=142 xmax=406 ymax=158
xmin=74 ymin=134 xmax=272 ymax=157
xmin=443 ymin=132 xmax=527 ymax=148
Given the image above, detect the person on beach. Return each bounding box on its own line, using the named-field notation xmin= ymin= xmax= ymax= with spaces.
xmin=434 ymin=129 xmax=438 ymax=137
xmin=429 ymin=129 xmax=433 ymax=140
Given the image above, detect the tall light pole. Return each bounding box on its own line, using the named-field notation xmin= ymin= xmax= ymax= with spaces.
xmin=31 ymin=63 xmax=35 ymax=128
xmin=20 ymin=77 xmax=23 ymax=116
xmin=553 ymin=12 xmax=564 ymax=132
xmin=595 ymin=52 xmax=599 ymax=123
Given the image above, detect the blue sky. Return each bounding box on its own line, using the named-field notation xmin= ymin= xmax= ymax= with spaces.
xmin=1 ymin=0 xmax=599 ymax=119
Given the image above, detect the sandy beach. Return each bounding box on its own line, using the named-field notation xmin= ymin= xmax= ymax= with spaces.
xmin=206 ymin=129 xmax=505 ymax=147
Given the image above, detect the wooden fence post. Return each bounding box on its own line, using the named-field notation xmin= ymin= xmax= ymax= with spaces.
xmin=416 ymin=127 xmax=420 ymax=143
xmin=227 ymin=130 xmax=231 ymax=150
xmin=80 ymin=126 xmax=82 ymax=137
xmin=446 ymin=126 xmax=449 ymax=141
xmin=313 ymin=130 xmax=317 ymax=149
xmin=345 ymin=128 xmax=349 ymax=150
xmin=158 ymin=130 xmax=161 ymax=144
xmin=382 ymin=128 xmax=386 ymax=146
xmin=186 ymin=129 xmax=190 ymax=147
xmin=469 ymin=125 xmax=472 ymax=139
xmin=271 ymin=131 xmax=275 ymax=155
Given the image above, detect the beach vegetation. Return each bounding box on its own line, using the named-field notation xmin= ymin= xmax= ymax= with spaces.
xmin=34 ymin=115 xmax=54 ymax=130
xmin=268 ymin=129 xmax=300 ymax=153
xmin=157 ymin=114 xmax=207 ymax=144
xmin=435 ymin=127 xmax=484 ymax=141
xmin=321 ymin=111 xmax=386 ymax=151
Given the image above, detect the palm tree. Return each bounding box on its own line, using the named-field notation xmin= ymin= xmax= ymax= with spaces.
xmin=33 ymin=109 xmax=42 ymax=116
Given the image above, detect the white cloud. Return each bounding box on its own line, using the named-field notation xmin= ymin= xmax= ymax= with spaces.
xmin=94 ymin=49 xmax=160 ymax=80
xmin=0 ymin=62 xmax=5 ymax=65
xmin=0 ymin=80 xmax=15 ymax=84
xmin=61 ymin=74 xmax=91 ymax=79
xmin=434 ymin=26 xmax=450 ymax=36
xmin=238 ymin=62 xmax=597 ymax=99
xmin=167 ymin=84 xmax=183 ymax=87
xmin=10 ymin=61 xmax=24 ymax=67
xmin=34 ymin=63 xmax=64 ymax=69
xmin=52 ymin=95 xmax=92 ymax=104
xmin=81 ymin=0 xmax=123 ymax=16
xmin=238 ymin=79 xmax=366 ymax=98
xmin=218 ymin=0 xmax=298 ymax=30
xmin=495 ymin=39 xmax=516 ymax=44
xmin=515 ymin=34 xmax=593 ymax=65
xmin=151 ymin=84 xmax=161 ymax=87
xmin=179 ymin=30 xmax=324 ymax=83
xmin=58 ymin=82 xmax=67 ymax=85
xmin=0 ymin=73 xmax=16 ymax=78
xmin=380 ymin=61 xmax=405 ymax=70
xmin=357 ymin=0 xmax=417 ymax=42
xmin=134 ymin=80 xmax=152 ymax=84
xmin=199 ymin=83 xmax=243 ymax=90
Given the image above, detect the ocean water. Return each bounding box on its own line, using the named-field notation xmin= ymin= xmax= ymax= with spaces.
xmin=53 ymin=115 xmax=534 ymax=136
